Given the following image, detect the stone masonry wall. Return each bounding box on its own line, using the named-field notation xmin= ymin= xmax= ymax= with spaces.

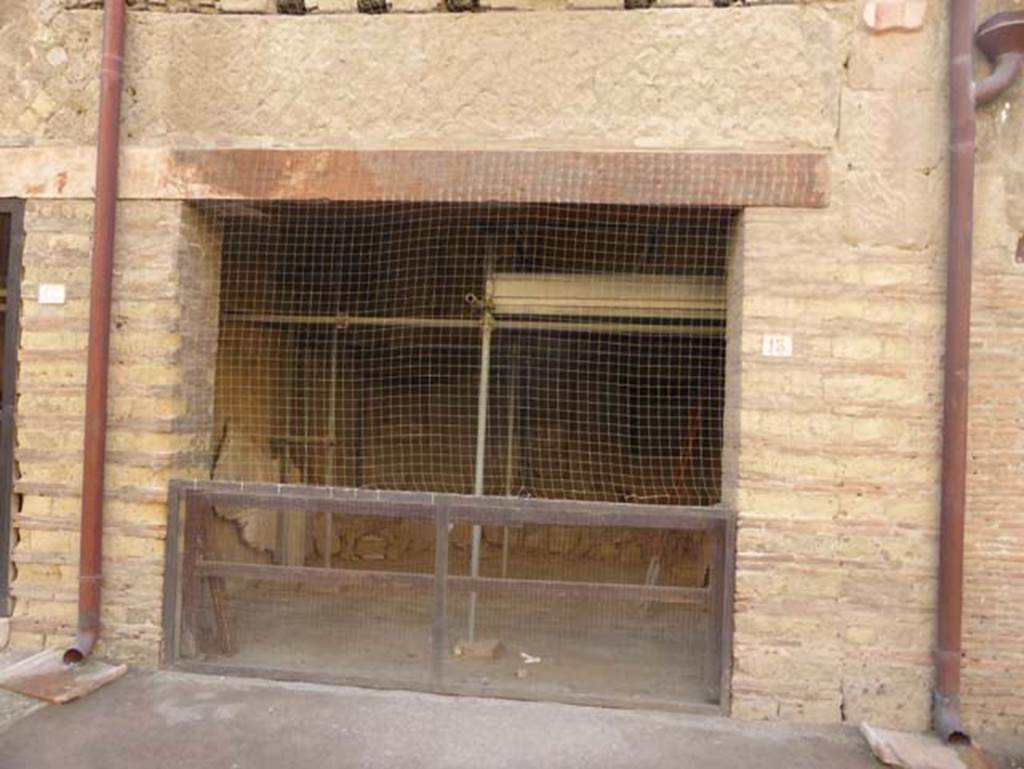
xmin=2 ymin=0 xmax=1024 ymax=735
xmin=962 ymin=111 xmax=1024 ymax=732
xmin=10 ymin=200 xmax=200 ymax=664
xmin=60 ymin=0 xmax=799 ymax=14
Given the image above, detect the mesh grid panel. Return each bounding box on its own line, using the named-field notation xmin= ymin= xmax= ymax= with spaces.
xmin=174 ymin=156 xmax=738 ymax=707
xmin=174 ymin=489 xmax=726 ymax=707
xmin=188 ymin=201 xmax=733 ymax=505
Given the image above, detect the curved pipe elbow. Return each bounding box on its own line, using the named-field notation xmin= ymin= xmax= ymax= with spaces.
xmin=63 ymin=628 xmax=99 ymax=665
xmin=933 ymin=693 xmax=970 ymax=744
xmin=975 ymin=53 xmax=1023 ymax=106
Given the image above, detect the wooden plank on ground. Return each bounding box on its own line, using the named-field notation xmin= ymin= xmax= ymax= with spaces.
xmin=0 ymin=650 xmax=127 ymax=705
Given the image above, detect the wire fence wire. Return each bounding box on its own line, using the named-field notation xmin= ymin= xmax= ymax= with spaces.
xmin=186 ymin=200 xmax=733 ymax=505
xmin=174 ymin=154 xmax=738 ymax=707
xmin=175 ymin=488 xmax=728 ymax=707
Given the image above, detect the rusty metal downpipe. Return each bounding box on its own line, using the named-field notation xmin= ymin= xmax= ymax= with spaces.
xmin=935 ymin=1 xmax=1024 ymax=742
xmin=64 ymin=0 xmax=127 ymax=665
xmin=935 ymin=0 xmax=975 ymax=742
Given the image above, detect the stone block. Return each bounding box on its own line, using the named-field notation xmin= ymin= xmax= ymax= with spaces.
xmin=484 ymin=0 xmax=536 ymax=9
xmin=567 ymin=0 xmax=621 ymax=7
xmin=216 ymin=0 xmax=276 ymax=10
xmin=390 ymin=0 xmax=437 ymax=10
xmin=104 ymin=536 xmax=165 ymax=562
xmin=453 ymin=639 xmax=505 ymax=660
xmin=840 ymin=170 xmax=941 ymax=250
xmin=20 ymin=530 xmax=77 ymax=556
xmin=845 ymin=13 xmax=942 ymax=91
xmin=314 ymin=0 xmax=358 ymax=10
xmin=838 ymin=87 xmax=943 ymax=172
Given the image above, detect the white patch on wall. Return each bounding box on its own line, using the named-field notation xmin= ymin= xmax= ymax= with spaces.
xmin=762 ymin=334 xmax=793 ymax=358
xmin=861 ymin=0 xmax=927 ymax=31
xmin=37 ymin=283 xmax=66 ymax=305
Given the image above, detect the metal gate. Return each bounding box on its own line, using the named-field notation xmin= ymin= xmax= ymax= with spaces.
xmin=168 ymin=198 xmax=737 ymax=710
xmin=164 ymin=480 xmax=733 ymax=712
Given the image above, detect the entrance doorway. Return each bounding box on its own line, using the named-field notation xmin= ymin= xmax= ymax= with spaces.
xmin=0 ymin=200 xmax=24 ymax=618
xmin=167 ymin=200 xmax=736 ymax=711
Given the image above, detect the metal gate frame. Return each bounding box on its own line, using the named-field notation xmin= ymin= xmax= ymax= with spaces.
xmin=0 ymin=200 xmax=24 ymax=619
xmin=163 ymin=479 xmax=735 ymax=714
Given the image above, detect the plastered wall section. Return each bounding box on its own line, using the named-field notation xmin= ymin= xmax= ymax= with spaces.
xmin=3 ymin=0 xmax=1024 ymax=734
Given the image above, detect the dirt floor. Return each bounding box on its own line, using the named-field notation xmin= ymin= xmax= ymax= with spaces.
xmin=0 ymin=668 xmax=886 ymax=769
xmin=187 ymin=582 xmax=711 ymax=707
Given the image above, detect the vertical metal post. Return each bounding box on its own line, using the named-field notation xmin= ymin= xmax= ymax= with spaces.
xmin=275 ymin=328 xmax=294 ymax=564
xmin=324 ymin=328 xmax=337 ymax=568
xmin=354 ymin=347 xmax=365 ymax=489
xmin=299 ymin=338 xmax=311 ymax=563
xmin=501 ymin=342 xmax=518 ymax=579
xmin=303 ymin=339 xmax=311 ymax=484
xmin=468 ymin=315 xmax=493 ymax=642
xmin=432 ymin=504 xmax=450 ymax=685
xmin=703 ymin=521 xmax=726 ymax=701
xmin=160 ymin=484 xmax=182 ymax=665
xmin=181 ymin=491 xmax=211 ymax=657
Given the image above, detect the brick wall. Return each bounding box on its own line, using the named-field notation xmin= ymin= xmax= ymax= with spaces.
xmin=960 ymin=162 xmax=1024 ymax=733
xmin=3 ymin=0 xmax=1024 ymax=735
xmin=11 ymin=201 xmax=198 ymax=664
xmin=731 ymin=204 xmax=944 ymax=729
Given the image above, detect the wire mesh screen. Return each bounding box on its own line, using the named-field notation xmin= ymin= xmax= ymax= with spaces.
xmin=172 ymin=160 xmax=739 ymax=708
xmin=444 ymin=520 xmax=713 ymax=705
xmin=186 ymin=201 xmax=733 ymax=506
xmin=178 ymin=493 xmax=438 ymax=690
xmin=171 ymin=485 xmax=729 ymax=708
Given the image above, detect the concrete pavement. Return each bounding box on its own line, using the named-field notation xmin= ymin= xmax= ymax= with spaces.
xmin=0 ymin=669 xmax=884 ymax=769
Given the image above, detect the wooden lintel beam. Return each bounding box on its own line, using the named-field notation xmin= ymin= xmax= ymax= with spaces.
xmin=2 ymin=147 xmax=829 ymax=208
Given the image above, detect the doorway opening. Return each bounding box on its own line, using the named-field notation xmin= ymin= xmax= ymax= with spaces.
xmin=0 ymin=200 xmax=24 ymax=618
xmin=169 ymin=201 xmax=737 ymax=710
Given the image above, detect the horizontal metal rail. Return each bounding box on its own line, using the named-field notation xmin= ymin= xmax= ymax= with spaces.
xmin=196 ymin=559 xmax=709 ymax=608
xmin=222 ymin=312 xmax=724 ymax=336
xmin=172 ymin=479 xmax=730 ymax=530
xmin=164 ymin=480 xmax=735 ymax=710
